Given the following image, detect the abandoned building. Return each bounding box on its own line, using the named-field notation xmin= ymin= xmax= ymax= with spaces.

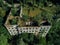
xmin=4 ymin=2 xmax=51 ymax=37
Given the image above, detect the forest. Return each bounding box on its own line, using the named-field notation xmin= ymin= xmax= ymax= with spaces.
xmin=0 ymin=0 xmax=60 ymax=45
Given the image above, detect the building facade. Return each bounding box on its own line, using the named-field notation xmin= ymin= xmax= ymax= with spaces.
xmin=5 ymin=25 xmax=51 ymax=37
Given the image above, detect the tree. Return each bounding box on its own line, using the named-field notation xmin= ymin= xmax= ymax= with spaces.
xmin=0 ymin=17 xmax=3 ymax=25
xmin=46 ymin=19 xmax=60 ymax=45
xmin=0 ymin=7 xmax=5 ymax=17
xmin=0 ymin=34 xmax=9 ymax=45
xmin=22 ymin=15 xmax=29 ymax=21
xmin=9 ymin=18 xmax=18 ymax=25
xmin=17 ymin=38 xmax=26 ymax=45
xmin=0 ymin=25 xmax=11 ymax=38
xmin=11 ymin=7 xmax=17 ymax=16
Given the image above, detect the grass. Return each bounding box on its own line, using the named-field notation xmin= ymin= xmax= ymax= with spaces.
xmin=29 ymin=8 xmax=42 ymax=17
xmin=22 ymin=7 xmax=42 ymax=17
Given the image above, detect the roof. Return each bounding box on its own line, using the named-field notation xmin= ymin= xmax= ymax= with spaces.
xmin=41 ymin=21 xmax=51 ymax=26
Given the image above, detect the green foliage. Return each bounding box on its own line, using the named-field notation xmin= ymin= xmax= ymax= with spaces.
xmin=0 ymin=17 xmax=3 ymax=25
xmin=0 ymin=0 xmax=60 ymax=45
xmin=0 ymin=34 xmax=9 ymax=45
xmin=9 ymin=18 xmax=18 ymax=25
xmin=22 ymin=15 xmax=29 ymax=21
xmin=17 ymin=38 xmax=26 ymax=45
xmin=33 ymin=14 xmax=41 ymax=21
xmin=0 ymin=26 xmax=10 ymax=45
xmin=0 ymin=7 xmax=5 ymax=17
xmin=46 ymin=20 xmax=60 ymax=45
xmin=0 ymin=26 xmax=11 ymax=38
xmin=11 ymin=8 xmax=17 ymax=16
xmin=18 ymin=33 xmax=46 ymax=45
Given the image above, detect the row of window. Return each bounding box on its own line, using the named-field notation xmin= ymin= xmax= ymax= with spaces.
xmin=19 ymin=27 xmax=50 ymax=30
xmin=9 ymin=30 xmax=50 ymax=35
xmin=9 ymin=30 xmax=18 ymax=35
xmin=9 ymin=29 xmax=39 ymax=34
xmin=8 ymin=27 xmax=16 ymax=30
xmin=8 ymin=26 xmax=51 ymax=35
xmin=9 ymin=30 xmax=48 ymax=34
xmin=9 ymin=28 xmax=50 ymax=34
xmin=41 ymin=27 xmax=50 ymax=29
xmin=18 ymin=27 xmax=39 ymax=30
xmin=19 ymin=30 xmax=38 ymax=33
xmin=8 ymin=26 xmax=50 ymax=31
xmin=40 ymin=29 xmax=48 ymax=32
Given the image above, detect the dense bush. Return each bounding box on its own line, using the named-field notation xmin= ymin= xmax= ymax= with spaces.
xmin=0 ymin=0 xmax=60 ymax=45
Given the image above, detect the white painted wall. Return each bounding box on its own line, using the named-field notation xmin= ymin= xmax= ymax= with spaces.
xmin=5 ymin=25 xmax=51 ymax=37
xmin=6 ymin=25 xmax=18 ymax=35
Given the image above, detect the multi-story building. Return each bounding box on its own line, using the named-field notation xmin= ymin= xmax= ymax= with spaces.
xmin=4 ymin=3 xmax=51 ymax=37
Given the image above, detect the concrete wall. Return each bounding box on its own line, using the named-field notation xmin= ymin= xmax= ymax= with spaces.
xmin=18 ymin=27 xmax=40 ymax=33
xmin=6 ymin=25 xmax=51 ymax=37
xmin=5 ymin=25 xmax=18 ymax=35
xmin=40 ymin=26 xmax=51 ymax=37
